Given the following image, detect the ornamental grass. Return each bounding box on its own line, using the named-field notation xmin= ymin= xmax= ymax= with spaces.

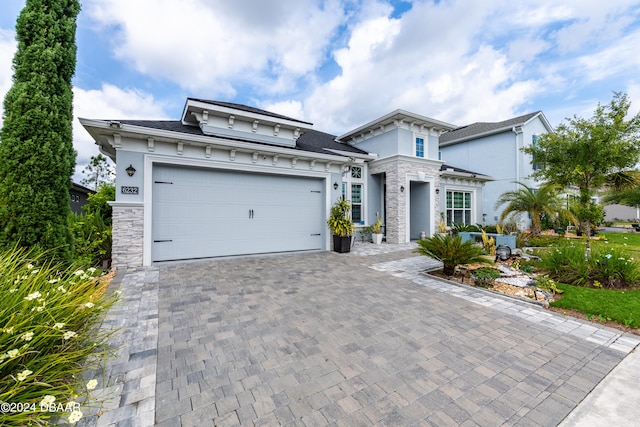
xmin=0 ymin=246 xmax=118 ymax=426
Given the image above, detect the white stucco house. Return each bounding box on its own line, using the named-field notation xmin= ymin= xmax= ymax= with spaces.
xmin=81 ymin=99 xmax=549 ymax=269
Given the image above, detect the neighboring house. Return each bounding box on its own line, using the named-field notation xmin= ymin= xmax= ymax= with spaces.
xmin=79 ymin=99 xmax=490 ymax=268
xmin=439 ymin=112 xmax=553 ymax=228
xmin=69 ymin=182 xmax=95 ymax=214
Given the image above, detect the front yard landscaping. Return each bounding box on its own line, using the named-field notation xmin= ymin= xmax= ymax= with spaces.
xmin=418 ymin=230 xmax=640 ymax=334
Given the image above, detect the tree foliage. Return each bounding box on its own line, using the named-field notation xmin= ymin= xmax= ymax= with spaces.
xmin=81 ymin=154 xmax=115 ymax=190
xmin=524 ymin=92 xmax=640 ymax=251
xmin=0 ymin=0 xmax=80 ymax=262
xmin=495 ymin=182 xmax=576 ymax=236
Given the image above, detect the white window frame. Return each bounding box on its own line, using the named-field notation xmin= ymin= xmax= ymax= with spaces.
xmin=415 ymin=136 xmax=426 ymax=158
xmin=444 ymin=187 xmax=475 ymax=226
xmin=343 ymin=164 xmax=366 ymax=224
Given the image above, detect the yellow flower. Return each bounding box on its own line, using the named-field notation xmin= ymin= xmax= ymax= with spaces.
xmin=17 ymin=369 xmax=32 ymax=381
xmin=40 ymin=395 xmax=55 ymax=406
xmin=21 ymin=332 xmax=34 ymax=341
xmin=86 ymin=379 xmax=98 ymax=390
xmin=68 ymin=410 xmax=83 ymax=424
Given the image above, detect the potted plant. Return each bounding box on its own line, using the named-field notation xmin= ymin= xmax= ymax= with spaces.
xmin=327 ymin=198 xmax=355 ymax=253
xmin=369 ymin=212 xmax=383 ymax=244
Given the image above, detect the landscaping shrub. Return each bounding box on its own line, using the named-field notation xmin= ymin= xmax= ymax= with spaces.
xmin=0 ymin=246 xmax=117 ymax=426
xmin=471 ymin=267 xmax=501 ymax=287
xmin=539 ymin=245 xmax=639 ymax=288
xmin=414 ymin=234 xmax=488 ymax=276
xmin=69 ymin=212 xmax=112 ymax=267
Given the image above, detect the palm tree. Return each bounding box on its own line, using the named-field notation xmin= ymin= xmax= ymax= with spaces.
xmin=495 ymin=182 xmax=576 ymax=236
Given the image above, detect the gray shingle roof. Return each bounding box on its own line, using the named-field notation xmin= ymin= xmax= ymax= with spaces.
xmin=439 ymin=164 xmax=491 ymax=179
xmin=187 ymin=98 xmax=313 ymax=125
xmin=117 ymin=120 xmax=367 ymax=156
xmin=440 ymin=111 xmax=541 ymax=144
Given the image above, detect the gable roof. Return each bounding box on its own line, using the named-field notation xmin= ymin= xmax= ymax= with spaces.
xmin=186 ymin=98 xmax=313 ymax=125
xmin=439 ymin=111 xmax=550 ymax=146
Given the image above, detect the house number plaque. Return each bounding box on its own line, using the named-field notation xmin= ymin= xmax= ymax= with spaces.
xmin=121 ymin=186 xmax=139 ymax=195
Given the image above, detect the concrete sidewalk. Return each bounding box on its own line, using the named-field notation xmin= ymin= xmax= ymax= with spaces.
xmin=80 ymin=243 xmax=640 ymax=426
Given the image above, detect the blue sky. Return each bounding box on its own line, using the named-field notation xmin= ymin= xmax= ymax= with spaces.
xmin=1 ymin=0 xmax=640 ymax=179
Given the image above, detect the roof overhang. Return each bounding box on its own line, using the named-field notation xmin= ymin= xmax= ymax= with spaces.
xmin=337 ymin=109 xmax=457 ymax=143
xmin=78 ymin=118 xmax=355 ymax=164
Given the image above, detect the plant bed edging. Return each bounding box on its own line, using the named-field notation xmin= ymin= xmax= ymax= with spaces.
xmin=421 ymin=269 xmax=550 ymax=308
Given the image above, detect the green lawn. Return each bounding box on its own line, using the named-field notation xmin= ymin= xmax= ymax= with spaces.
xmin=595 ymin=231 xmax=640 ymax=256
xmin=551 ymin=283 xmax=640 ymax=329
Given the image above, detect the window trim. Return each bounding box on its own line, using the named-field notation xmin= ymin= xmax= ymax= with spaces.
xmin=343 ymin=164 xmax=366 ymax=224
xmin=415 ymin=136 xmax=425 ymax=158
xmin=444 ymin=187 xmax=475 ymax=226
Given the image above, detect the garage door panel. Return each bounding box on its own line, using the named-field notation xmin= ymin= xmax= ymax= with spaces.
xmin=152 ymin=165 xmax=325 ymax=261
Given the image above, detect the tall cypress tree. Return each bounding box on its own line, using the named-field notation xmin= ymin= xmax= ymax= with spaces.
xmin=0 ymin=0 xmax=80 ymax=262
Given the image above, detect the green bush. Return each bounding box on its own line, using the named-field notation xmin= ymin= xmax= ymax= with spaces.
xmin=414 ymin=234 xmax=488 ymax=276
xmin=449 ymin=223 xmax=482 ymax=234
xmin=0 ymin=246 xmax=117 ymax=425
xmin=471 ymin=267 xmax=501 ymax=287
xmin=69 ymin=213 xmax=112 ymax=267
xmin=539 ymin=245 xmax=639 ymax=288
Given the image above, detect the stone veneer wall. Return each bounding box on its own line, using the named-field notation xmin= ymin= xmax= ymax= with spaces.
xmin=111 ymin=205 xmax=144 ymax=269
xmin=370 ymin=158 xmax=441 ymax=243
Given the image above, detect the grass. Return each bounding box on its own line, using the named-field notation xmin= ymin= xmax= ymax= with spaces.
xmin=551 ymin=283 xmax=640 ymax=329
xmin=595 ymin=231 xmax=640 ymax=256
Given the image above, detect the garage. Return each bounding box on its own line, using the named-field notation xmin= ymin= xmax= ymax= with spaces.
xmin=151 ymin=164 xmax=326 ymax=261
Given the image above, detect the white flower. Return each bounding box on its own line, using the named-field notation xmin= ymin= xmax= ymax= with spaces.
xmin=48 ymin=278 xmax=60 ymax=284
xmin=25 ymin=291 xmax=41 ymax=301
xmin=36 ymin=305 xmax=45 ymax=312
xmin=16 ymin=369 xmax=32 ymax=381
xmin=26 ymin=263 xmax=34 ymax=270
xmin=9 ymin=288 xmax=17 ymax=293
xmin=57 ymin=285 xmax=67 ymax=293
xmin=53 ymin=323 xmax=65 ymax=329
xmin=84 ymin=302 xmax=95 ymax=309
xmin=68 ymin=410 xmax=83 ymax=424
xmin=87 ymin=267 xmax=97 ymax=274
xmin=73 ymin=270 xmax=85 ymax=276
xmin=605 ymin=254 xmax=612 ymax=259
xmin=40 ymin=395 xmax=55 ymax=406
xmin=7 ymin=349 xmax=19 ymax=358
xmin=63 ymin=331 xmax=77 ymax=340
xmin=86 ymin=379 xmax=98 ymax=390
xmin=30 ymin=269 xmax=39 ymax=274
xmin=4 ymin=326 xmax=14 ymax=334
xmin=21 ymin=332 xmax=34 ymax=341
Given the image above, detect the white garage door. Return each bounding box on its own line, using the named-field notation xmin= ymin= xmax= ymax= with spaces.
xmin=152 ymin=165 xmax=325 ymax=261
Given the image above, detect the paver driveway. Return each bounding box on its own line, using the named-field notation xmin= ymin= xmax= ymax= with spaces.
xmin=85 ymin=247 xmax=639 ymax=426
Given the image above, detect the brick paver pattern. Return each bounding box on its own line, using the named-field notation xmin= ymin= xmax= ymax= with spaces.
xmin=149 ymin=251 xmax=630 ymax=426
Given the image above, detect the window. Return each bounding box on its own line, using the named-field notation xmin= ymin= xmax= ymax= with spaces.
xmin=351 ymin=166 xmax=362 ymax=179
xmin=446 ymin=190 xmax=472 ymax=225
xmin=531 ymin=135 xmax=543 ymax=170
xmin=416 ymin=137 xmax=424 ymax=158
xmin=351 ymin=184 xmax=362 ymax=222
xmin=343 ymin=165 xmax=365 ymax=223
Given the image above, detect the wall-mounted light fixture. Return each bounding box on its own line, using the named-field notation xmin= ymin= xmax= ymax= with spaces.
xmin=125 ymin=164 xmax=136 ymax=177
xmin=400 ymin=185 xmax=405 ymax=193
xmin=435 ymin=188 xmax=440 ymax=194
xmin=333 ymin=182 xmax=339 ymax=190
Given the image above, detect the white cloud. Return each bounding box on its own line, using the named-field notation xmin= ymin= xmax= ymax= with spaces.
xmin=84 ymin=0 xmax=347 ymax=97
xmin=73 ymin=84 xmax=168 ymax=179
xmin=0 ymin=29 xmax=16 ymax=130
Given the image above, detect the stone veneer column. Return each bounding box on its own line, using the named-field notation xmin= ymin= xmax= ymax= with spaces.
xmin=111 ymin=204 xmax=144 ymax=269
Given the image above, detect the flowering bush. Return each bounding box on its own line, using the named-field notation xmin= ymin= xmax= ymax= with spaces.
xmin=539 ymin=244 xmax=639 ymax=288
xmin=0 ymin=246 xmax=117 ymax=425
